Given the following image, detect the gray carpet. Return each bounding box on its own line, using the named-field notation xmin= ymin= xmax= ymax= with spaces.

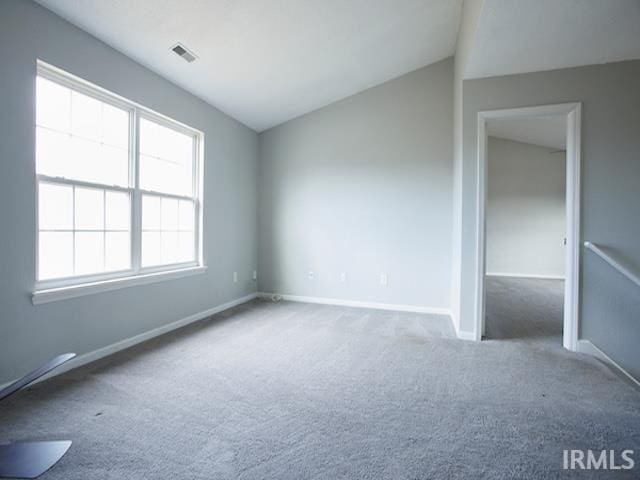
xmin=1 ymin=299 xmax=639 ymax=479
xmin=485 ymin=276 xmax=564 ymax=345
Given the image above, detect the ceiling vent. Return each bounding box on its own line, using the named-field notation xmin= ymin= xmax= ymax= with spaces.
xmin=171 ymin=43 xmax=197 ymax=63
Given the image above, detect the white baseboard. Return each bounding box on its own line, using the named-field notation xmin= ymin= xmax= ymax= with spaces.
xmin=486 ymin=272 xmax=565 ymax=280
xmin=456 ymin=330 xmax=478 ymax=341
xmin=257 ymin=292 xmax=451 ymax=316
xmin=0 ymin=292 xmax=258 ymax=391
xmin=577 ymin=339 xmax=640 ymax=388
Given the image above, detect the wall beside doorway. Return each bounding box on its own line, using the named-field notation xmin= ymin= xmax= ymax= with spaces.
xmin=458 ymin=60 xmax=640 ymax=379
xmin=486 ymin=137 xmax=566 ymax=279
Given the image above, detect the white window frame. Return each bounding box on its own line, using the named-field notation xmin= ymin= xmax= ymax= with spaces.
xmin=33 ymin=61 xmax=205 ymax=304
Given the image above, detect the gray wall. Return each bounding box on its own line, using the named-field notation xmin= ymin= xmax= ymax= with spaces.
xmin=0 ymin=0 xmax=258 ymax=384
xmin=459 ymin=60 xmax=640 ymax=379
xmin=258 ymin=59 xmax=453 ymax=309
xmin=486 ymin=137 xmax=565 ymax=278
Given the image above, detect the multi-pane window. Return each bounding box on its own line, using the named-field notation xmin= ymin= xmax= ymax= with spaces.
xmin=138 ymin=118 xmax=197 ymax=267
xmin=35 ymin=62 xmax=202 ymax=287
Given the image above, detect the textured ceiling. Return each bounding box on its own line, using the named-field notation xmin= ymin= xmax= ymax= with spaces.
xmin=488 ymin=115 xmax=567 ymax=150
xmin=464 ymin=0 xmax=640 ymax=79
xmin=36 ymin=0 xmax=462 ymax=131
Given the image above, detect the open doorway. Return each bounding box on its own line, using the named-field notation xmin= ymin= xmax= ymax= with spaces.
xmin=475 ymin=103 xmax=581 ymax=351
xmin=484 ymin=116 xmax=566 ymax=346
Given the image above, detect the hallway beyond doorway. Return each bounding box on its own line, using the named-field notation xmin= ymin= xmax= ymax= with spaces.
xmin=485 ymin=276 xmax=564 ymax=346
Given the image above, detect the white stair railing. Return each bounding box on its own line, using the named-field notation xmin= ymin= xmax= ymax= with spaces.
xmin=584 ymin=241 xmax=640 ymax=289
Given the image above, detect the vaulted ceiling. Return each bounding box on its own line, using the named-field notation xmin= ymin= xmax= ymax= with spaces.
xmin=463 ymin=0 xmax=640 ymax=79
xmin=35 ymin=0 xmax=640 ymax=132
xmin=35 ymin=0 xmax=462 ymax=132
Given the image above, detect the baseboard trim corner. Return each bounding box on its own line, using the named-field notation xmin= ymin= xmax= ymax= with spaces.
xmin=577 ymin=339 xmax=640 ymax=388
xmin=0 ymin=292 xmax=258 ymax=390
xmin=257 ymin=292 xmax=451 ymax=316
xmin=456 ymin=330 xmax=478 ymax=341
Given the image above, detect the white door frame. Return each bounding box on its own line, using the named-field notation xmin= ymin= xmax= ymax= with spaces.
xmin=475 ymin=102 xmax=581 ymax=351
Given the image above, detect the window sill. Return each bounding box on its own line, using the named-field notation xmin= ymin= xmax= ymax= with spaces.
xmin=32 ymin=265 xmax=207 ymax=305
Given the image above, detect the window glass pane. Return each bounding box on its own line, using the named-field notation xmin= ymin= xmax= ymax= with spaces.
xmin=105 ymin=232 xmax=130 ymax=271
xmin=140 ymin=155 xmax=179 ymax=196
xmin=163 ymin=128 xmax=193 ymax=165
xmin=75 ymin=187 xmax=104 ymax=230
xmin=68 ymin=137 xmax=128 ymax=187
xmin=39 ymin=183 xmax=73 ymax=230
xmin=36 ymin=75 xmax=130 ymax=188
xmin=139 ymin=118 xmax=193 ymax=196
xmin=139 ymin=118 xmax=160 ymax=158
xmin=161 ymin=231 xmax=179 ymax=265
xmin=36 ymin=77 xmax=70 ymax=132
xmin=106 ymin=191 xmax=130 ymax=231
xmin=142 ymin=231 xmax=161 ymax=267
xmin=39 ymin=181 xmax=134 ymax=278
xmin=178 ymin=200 xmax=195 ymax=231
xmin=142 ymin=195 xmax=161 ymax=230
xmin=71 ymin=91 xmax=101 ymax=142
xmin=69 ymin=136 xmax=101 ymax=179
xmin=39 ymin=232 xmax=73 ymax=280
xmin=142 ymin=195 xmax=194 ymax=267
xmin=178 ymin=231 xmax=195 ymax=263
xmin=98 ymin=145 xmax=129 ymax=187
xmin=74 ymin=232 xmax=104 ymax=275
xmin=37 ymin=135 xmax=129 ymax=187
xmin=36 ymin=128 xmax=70 ymax=177
xmin=102 ymin=103 xmax=129 ymax=149
xmin=161 ymin=198 xmax=178 ymax=231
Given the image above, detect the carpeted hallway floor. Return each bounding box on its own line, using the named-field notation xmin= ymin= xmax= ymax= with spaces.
xmin=1 ymin=299 xmax=639 ymax=479
xmin=485 ymin=276 xmax=564 ymax=346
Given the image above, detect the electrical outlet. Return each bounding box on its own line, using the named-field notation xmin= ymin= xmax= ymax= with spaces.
xmin=233 ymin=271 xmax=238 ymax=283
xmin=340 ymin=272 xmax=346 ymax=283
xmin=380 ymin=273 xmax=388 ymax=286
xmin=253 ymin=270 xmax=257 ymax=281
xmin=308 ymin=270 xmax=315 ymax=280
